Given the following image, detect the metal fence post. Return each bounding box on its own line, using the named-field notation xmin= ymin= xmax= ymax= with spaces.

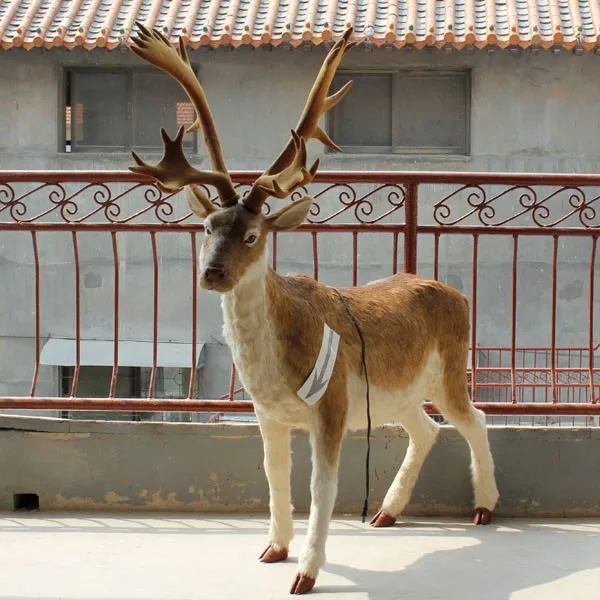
xmin=404 ymin=181 xmax=418 ymax=274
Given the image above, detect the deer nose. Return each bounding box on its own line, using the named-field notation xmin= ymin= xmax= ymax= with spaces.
xmin=204 ymin=264 xmax=226 ymax=283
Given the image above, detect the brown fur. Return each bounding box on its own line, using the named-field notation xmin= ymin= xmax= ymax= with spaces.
xmin=197 ymin=198 xmax=479 ymax=477
xmin=266 ymin=270 xmax=471 ymax=414
xmin=200 ymin=202 xmax=472 ymax=433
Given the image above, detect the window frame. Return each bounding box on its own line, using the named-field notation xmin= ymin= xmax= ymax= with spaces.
xmin=328 ymin=69 xmax=471 ymax=157
xmin=329 ymin=70 xmax=397 ymax=155
xmin=62 ymin=66 xmax=199 ymax=154
xmin=58 ymin=365 xmax=204 ymax=421
xmin=59 ymin=365 xmax=142 ymax=420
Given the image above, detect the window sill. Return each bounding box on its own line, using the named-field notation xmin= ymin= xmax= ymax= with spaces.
xmin=57 ymin=150 xmax=203 ymax=159
xmin=323 ymin=152 xmax=473 ymax=163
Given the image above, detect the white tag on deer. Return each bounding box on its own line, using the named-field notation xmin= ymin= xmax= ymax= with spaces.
xmin=297 ymin=323 xmax=341 ymax=406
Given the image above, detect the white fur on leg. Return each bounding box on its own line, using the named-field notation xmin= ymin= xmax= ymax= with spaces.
xmin=298 ymin=474 xmax=337 ymax=578
xmin=256 ymin=412 xmax=294 ymax=550
xmin=381 ymin=408 xmax=440 ymax=516
xmin=455 ymin=407 xmax=499 ymax=510
xmin=298 ymin=432 xmax=340 ymax=579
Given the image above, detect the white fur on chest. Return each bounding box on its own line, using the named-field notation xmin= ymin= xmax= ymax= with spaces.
xmin=222 ymin=303 xmax=282 ymax=394
xmin=220 ymin=259 xmax=309 ymax=425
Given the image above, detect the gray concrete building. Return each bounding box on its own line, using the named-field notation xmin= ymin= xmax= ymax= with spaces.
xmin=1 ymin=3 xmax=599 ymax=424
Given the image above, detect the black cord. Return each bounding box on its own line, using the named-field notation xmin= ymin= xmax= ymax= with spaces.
xmin=333 ymin=288 xmax=371 ymax=523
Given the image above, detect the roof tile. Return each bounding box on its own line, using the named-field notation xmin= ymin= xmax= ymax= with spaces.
xmin=0 ymin=0 xmax=598 ymax=50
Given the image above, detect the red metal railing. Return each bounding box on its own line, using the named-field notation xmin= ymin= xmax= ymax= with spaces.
xmin=0 ymin=170 xmax=598 ymax=422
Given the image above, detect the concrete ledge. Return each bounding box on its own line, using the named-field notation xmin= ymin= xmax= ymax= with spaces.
xmin=1 ymin=415 xmax=599 ymax=516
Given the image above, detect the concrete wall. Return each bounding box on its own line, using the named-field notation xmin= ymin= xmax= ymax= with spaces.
xmin=1 ymin=415 xmax=599 ymax=517
xmin=2 ymin=46 xmax=600 ymax=171
xmin=1 ymin=46 xmax=599 ymax=409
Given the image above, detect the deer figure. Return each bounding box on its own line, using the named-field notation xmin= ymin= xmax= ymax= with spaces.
xmin=128 ymin=24 xmax=499 ymax=595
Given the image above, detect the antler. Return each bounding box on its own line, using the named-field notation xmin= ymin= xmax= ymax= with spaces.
xmin=128 ymin=23 xmax=239 ymax=207
xmin=242 ymin=27 xmax=355 ymax=214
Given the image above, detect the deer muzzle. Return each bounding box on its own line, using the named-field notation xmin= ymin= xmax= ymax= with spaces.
xmin=203 ymin=264 xmax=227 ymax=285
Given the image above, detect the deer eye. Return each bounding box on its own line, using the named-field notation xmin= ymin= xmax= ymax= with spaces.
xmin=245 ymin=234 xmax=258 ymax=245
xmin=204 ymin=226 xmax=212 ymax=235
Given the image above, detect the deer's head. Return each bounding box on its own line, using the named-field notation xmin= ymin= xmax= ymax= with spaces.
xmin=128 ymin=24 xmax=354 ymax=293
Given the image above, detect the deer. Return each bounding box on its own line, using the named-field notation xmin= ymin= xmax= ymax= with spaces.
xmin=128 ymin=23 xmax=499 ymax=595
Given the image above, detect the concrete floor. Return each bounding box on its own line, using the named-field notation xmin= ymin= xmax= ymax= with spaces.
xmin=1 ymin=514 xmax=599 ymax=600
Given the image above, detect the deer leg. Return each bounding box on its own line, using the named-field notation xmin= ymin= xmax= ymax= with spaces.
xmin=435 ymin=347 xmax=499 ymax=524
xmin=256 ymin=411 xmax=293 ymax=563
xmin=291 ymin=415 xmax=344 ymax=595
xmin=371 ymin=407 xmax=439 ymax=527
xmin=442 ymin=404 xmax=499 ymax=525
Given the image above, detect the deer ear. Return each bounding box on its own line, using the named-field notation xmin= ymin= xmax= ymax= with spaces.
xmin=184 ymin=185 xmax=218 ymax=219
xmin=264 ymin=196 xmax=313 ymax=231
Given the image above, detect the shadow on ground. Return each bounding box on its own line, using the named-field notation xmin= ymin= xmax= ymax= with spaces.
xmin=1 ymin=515 xmax=599 ymax=599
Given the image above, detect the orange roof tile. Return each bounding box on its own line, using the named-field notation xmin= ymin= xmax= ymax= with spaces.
xmin=0 ymin=0 xmax=599 ymax=51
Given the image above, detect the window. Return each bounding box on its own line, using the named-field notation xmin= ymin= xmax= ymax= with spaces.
xmin=64 ymin=69 xmax=197 ymax=153
xmin=329 ymin=71 xmax=470 ymax=155
xmin=59 ymin=366 xmax=202 ymax=422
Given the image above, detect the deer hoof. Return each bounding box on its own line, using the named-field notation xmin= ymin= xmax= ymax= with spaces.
xmin=259 ymin=544 xmax=288 ymax=563
xmin=290 ymin=573 xmax=316 ymax=595
xmin=473 ymin=507 xmax=493 ymax=526
xmin=369 ymin=509 xmax=396 ymax=528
